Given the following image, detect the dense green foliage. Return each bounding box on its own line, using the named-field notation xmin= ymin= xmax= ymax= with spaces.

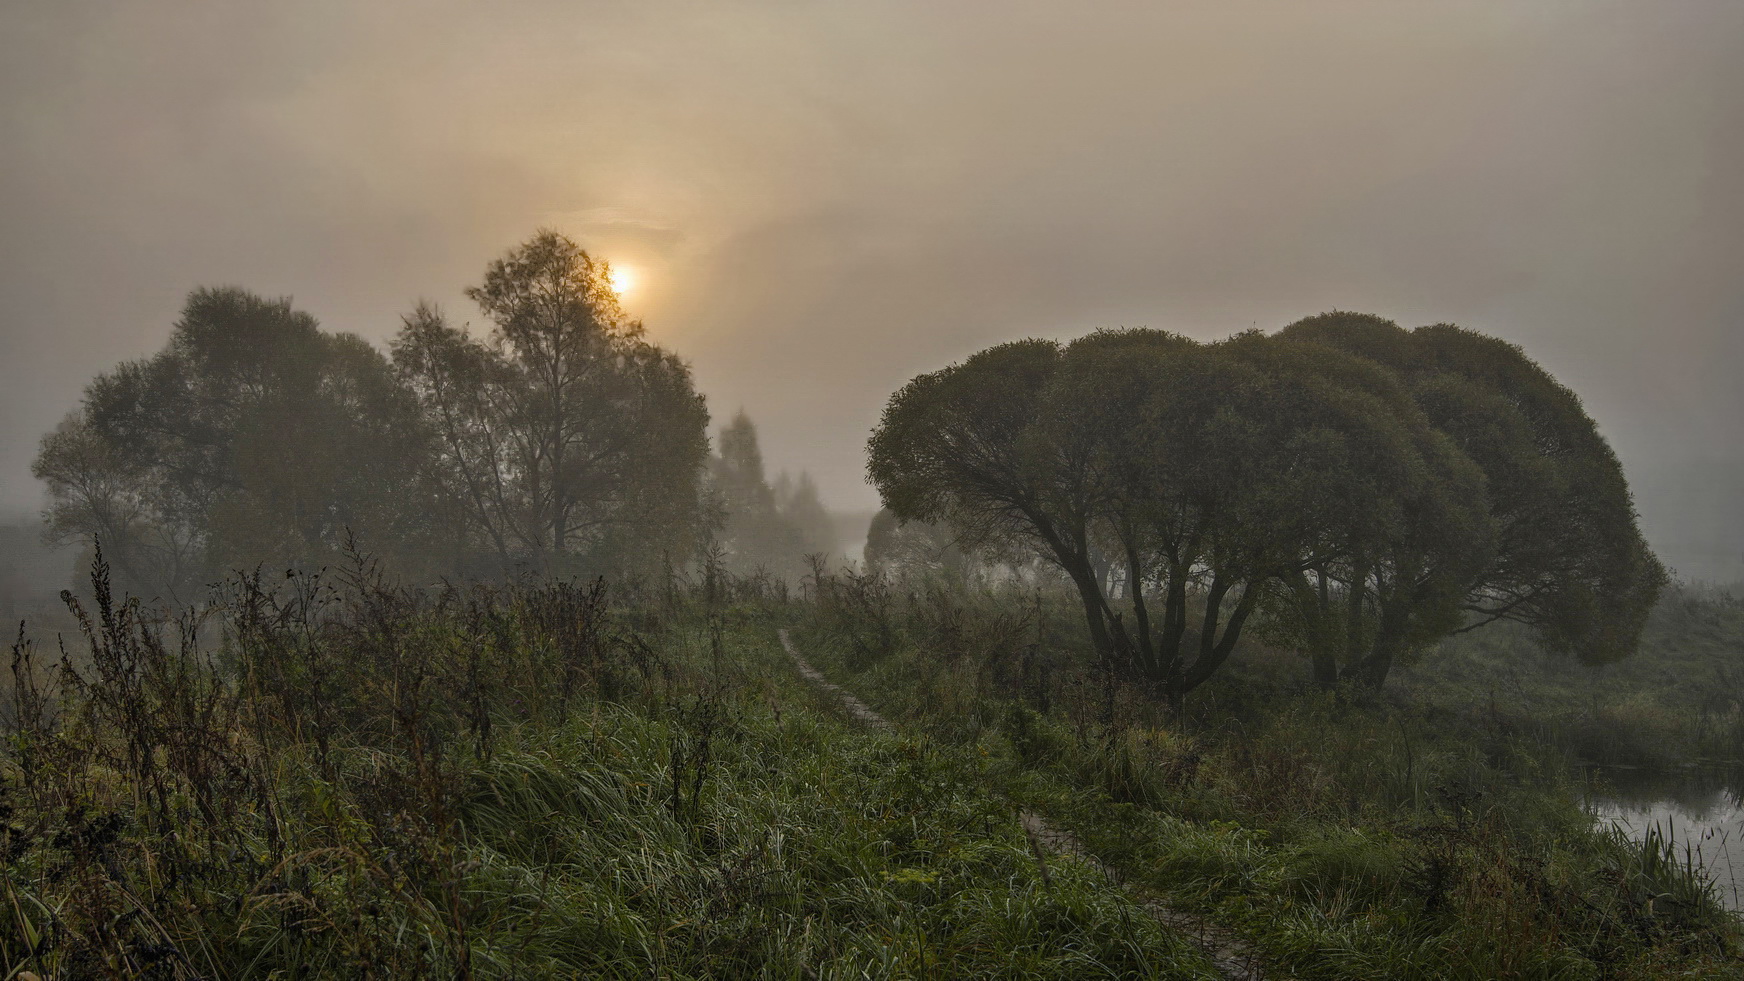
xmin=1276 ymin=313 xmax=1667 ymax=676
xmin=867 ymin=316 xmax=1664 ymax=697
xmin=1394 ymin=582 xmax=1744 ymax=769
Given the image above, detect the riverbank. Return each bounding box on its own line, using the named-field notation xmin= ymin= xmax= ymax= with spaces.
xmin=1586 ymin=764 xmax=1744 ymax=913
xmin=791 ymin=574 xmax=1744 ymax=979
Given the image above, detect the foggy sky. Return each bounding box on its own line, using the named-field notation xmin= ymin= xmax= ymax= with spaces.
xmin=3 ymin=0 xmax=1740 ymax=580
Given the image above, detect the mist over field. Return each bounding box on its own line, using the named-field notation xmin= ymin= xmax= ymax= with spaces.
xmin=3 ymin=5 xmax=1744 ymax=979
xmin=2 ymin=0 xmax=1741 ymax=584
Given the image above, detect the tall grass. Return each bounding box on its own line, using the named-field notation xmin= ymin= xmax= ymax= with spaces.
xmin=1 ymin=551 xmax=1220 ymax=979
xmin=794 ymin=567 xmax=1744 ymax=979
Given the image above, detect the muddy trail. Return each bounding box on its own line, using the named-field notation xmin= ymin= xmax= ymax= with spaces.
xmin=778 ymin=629 xmax=1280 ymax=981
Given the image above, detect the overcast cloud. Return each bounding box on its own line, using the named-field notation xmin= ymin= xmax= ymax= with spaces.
xmin=2 ymin=0 xmax=1739 ymax=579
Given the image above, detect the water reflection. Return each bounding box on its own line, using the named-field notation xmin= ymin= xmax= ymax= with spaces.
xmin=1584 ymin=765 xmax=1744 ymax=912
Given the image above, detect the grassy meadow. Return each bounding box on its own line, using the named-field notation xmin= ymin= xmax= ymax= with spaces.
xmin=791 ymin=569 xmax=1744 ymax=980
xmin=2 ymin=555 xmax=1740 ymax=979
xmin=2 ymin=558 xmax=1221 ymax=979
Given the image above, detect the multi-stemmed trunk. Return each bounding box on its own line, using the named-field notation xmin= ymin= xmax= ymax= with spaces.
xmin=1053 ymin=539 xmax=1263 ymax=715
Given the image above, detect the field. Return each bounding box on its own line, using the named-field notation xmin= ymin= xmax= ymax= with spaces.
xmin=2 ymin=556 xmax=1741 ymax=979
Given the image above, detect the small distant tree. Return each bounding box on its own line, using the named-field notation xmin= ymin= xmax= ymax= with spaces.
xmin=705 ymin=410 xmax=836 ymax=581
xmin=773 ymin=472 xmax=836 ymax=560
xmin=714 ymin=413 xmax=772 ymax=505
xmin=863 ymin=509 xmax=980 ymax=584
xmin=33 ymin=413 xmax=202 ymax=598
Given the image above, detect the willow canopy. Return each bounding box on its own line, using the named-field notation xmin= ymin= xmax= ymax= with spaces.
xmin=868 ymin=316 xmax=1664 ymax=698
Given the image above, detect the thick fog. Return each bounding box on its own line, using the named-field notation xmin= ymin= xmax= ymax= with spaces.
xmin=2 ymin=0 xmax=1740 ymax=580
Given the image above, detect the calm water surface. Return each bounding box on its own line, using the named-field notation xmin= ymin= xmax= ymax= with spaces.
xmin=1584 ymin=766 xmax=1744 ymax=912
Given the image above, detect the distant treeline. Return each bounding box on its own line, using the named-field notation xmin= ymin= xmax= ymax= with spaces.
xmin=31 ymin=230 xmax=833 ymax=602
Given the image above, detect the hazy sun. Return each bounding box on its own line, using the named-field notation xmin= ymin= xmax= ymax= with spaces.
xmin=607 ymin=264 xmax=637 ymax=296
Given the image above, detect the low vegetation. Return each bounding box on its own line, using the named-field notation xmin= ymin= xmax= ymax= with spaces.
xmin=3 ymin=542 xmax=1739 ymax=978
xmin=3 ymin=555 xmax=1228 ymax=979
xmin=1395 ymin=582 xmax=1744 ymax=769
xmin=793 ymin=567 xmax=1744 ymax=980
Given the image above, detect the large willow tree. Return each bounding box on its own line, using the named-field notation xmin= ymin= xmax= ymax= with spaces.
xmin=868 ymin=318 xmax=1663 ymax=697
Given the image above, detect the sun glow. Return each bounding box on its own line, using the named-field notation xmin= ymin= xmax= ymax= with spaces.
xmin=607 ymin=264 xmax=637 ymax=296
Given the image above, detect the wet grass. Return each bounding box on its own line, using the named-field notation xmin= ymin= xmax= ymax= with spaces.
xmin=7 ymin=553 xmax=1738 ymax=978
xmin=1 ymin=556 xmax=1218 ymax=979
xmin=792 ymin=571 xmax=1744 ymax=980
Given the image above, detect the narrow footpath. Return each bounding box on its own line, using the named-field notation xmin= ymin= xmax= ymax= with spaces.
xmin=778 ymin=629 xmax=1281 ymax=981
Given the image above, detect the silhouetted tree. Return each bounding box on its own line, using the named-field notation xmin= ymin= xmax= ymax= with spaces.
xmin=869 ymin=318 xmax=1655 ymax=699
xmin=1276 ymin=312 xmax=1667 ymax=683
xmin=713 ymin=411 xmax=776 ymax=520
xmin=705 ymin=411 xmax=835 ymax=580
xmin=33 ymin=413 xmax=202 ymax=598
xmin=1220 ymin=330 xmax=1494 ymax=689
xmin=773 ymin=471 xmax=835 ymax=562
xmin=33 ymin=287 xmax=438 ymax=599
xmin=392 ymin=230 xmax=710 ymax=575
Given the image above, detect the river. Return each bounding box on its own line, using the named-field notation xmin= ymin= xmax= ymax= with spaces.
xmin=1584 ymin=765 xmax=1744 ymax=912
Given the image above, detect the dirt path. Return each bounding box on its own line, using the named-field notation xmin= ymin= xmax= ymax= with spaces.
xmin=777 ymin=629 xmax=1280 ymax=981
